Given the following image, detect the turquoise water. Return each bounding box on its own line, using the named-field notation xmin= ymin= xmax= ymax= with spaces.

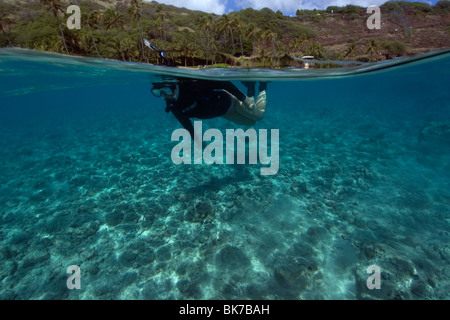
xmin=0 ymin=48 xmax=449 ymax=300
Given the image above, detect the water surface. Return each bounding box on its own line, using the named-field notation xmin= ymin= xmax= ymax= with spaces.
xmin=0 ymin=48 xmax=449 ymax=299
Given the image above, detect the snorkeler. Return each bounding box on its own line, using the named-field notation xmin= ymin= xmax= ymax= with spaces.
xmin=151 ymin=79 xmax=267 ymax=141
xmin=144 ymin=38 xmax=267 ymax=140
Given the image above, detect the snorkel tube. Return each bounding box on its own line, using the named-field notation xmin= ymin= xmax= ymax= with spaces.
xmin=143 ymin=39 xmax=175 ymax=67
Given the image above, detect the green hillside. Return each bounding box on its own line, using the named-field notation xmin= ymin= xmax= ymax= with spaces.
xmin=1 ymin=0 xmax=449 ymax=68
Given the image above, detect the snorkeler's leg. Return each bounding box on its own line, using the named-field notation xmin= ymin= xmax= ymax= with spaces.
xmin=222 ymin=92 xmax=257 ymax=126
xmin=259 ymin=82 xmax=267 ymax=92
xmin=256 ymin=91 xmax=266 ymax=113
xmin=235 ymin=98 xmax=264 ymax=121
xmin=256 ymin=82 xmax=267 ymax=113
xmin=242 ymin=81 xmax=256 ymax=98
xmin=255 ymin=90 xmax=266 ymax=113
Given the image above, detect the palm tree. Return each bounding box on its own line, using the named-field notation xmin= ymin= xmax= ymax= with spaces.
xmin=78 ymin=32 xmax=95 ymax=55
xmin=110 ymin=38 xmax=126 ymax=61
xmin=63 ymin=30 xmax=83 ymax=54
xmin=156 ymin=4 xmax=167 ymax=41
xmin=209 ymin=39 xmax=218 ymax=64
xmin=289 ymin=37 xmax=308 ymax=55
xmin=121 ymin=37 xmax=137 ymax=61
xmin=344 ymin=39 xmax=359 ymax=59
xmin=82 ymin=12 xmax=100 ymax=57
xmin=304 ymin=42 xmax=324 ymax=59
xmin=42 ymin=35 xmax=64 ymax=52
xmin=155 ymin=21 xmax=164 ymax=42
xmin=103 ymin=8 xmax=127 ymax=61
xmin=40 ymin=0 xmax=69 ymax=54
xmin=218 ymin=14 xmax=236 ymax=54
xmin=259 ymin=30 xmax=278 ymax=67
xmin=254 ymin=31 xmax=268 ymax=64
xmin=129 ymin=0 xmax=146 ymax=62
xmin=234 ymin=17 xmax=245 ymax=56
xmin=156 ymin=4 xmax=167 ymax=21
xmin=131 ymin=0 xmax=142 ymax=10
xmin=103 ymin=9 xmax=125 ymax=31
xmin=262 ymin=30 xmax=278 ymax=67
xmin=365 ymin=39 xmax=379 ymax=60
xmin=88 ymin=10 xmax=107 ymax=44
xmin=199 ymin=15 xmax=215 ymax=64
xmin=191 ymin=43 xmax=201 ymax=66
xmin=245 ymin=23 xmax=261 ymax=56
xmin=176 ymin=30 xmax=194 ymax=67
xmin=256 ymin=47 xmax=271 ymax=68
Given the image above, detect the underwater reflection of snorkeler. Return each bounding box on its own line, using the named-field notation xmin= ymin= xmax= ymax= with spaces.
xmin=151 ymin=78 xmax=267 ymax=141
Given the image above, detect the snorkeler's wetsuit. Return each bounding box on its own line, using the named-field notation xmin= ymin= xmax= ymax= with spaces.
xmin=165 ymin=79 xmax=246 ymax=139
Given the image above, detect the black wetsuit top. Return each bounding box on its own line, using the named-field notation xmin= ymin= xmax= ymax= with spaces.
xmin=165 ymin=79 xmax=246 ymax=139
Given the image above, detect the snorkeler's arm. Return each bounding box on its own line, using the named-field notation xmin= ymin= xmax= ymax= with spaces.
xmin=211 ymin=81 xmax=246 ymax=101
xmin=171 ymin=108 xmax=195 ymax=139
xmin=171 ymin=109 xmax=204 ymax=149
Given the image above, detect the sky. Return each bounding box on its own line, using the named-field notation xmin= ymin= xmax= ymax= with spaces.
xmin=147 ymin=0 xmax=440 ymax=16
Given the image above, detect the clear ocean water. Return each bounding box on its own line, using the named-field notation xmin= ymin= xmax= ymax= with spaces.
xmin=0 ymin=48 xmax=449 ymax=300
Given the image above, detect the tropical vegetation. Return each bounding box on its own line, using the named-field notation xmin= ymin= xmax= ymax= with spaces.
xmin=0 ymin=0 xmax=449 ymax=68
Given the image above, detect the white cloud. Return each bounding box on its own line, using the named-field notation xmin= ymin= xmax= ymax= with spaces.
xmin=150 ymin=0 xmax=403 ymax=16
xmin=236 ymin=0 xmax=386 ymax=14
xmin=321 ymin=0 xmax=387 ymax=9
xmin=235 ymin=0 xmax=303 ymax=12
xmin=150 ymin=0 xmax=227 ymax=15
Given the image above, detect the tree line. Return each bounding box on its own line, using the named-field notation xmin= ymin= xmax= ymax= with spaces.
xmin=0 ymin=0 xmax=449 ymax=68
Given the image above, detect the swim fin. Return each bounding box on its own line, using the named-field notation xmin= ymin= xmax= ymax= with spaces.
xmin=143 ymin=38 xmax=175 ymax=66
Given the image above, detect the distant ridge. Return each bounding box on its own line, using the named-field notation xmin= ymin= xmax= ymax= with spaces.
xmin=1 ymin=0 xmax=449 ymax=67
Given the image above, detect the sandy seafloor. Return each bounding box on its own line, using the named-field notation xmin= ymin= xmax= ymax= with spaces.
xmin=0 ymin=50 xmax=449 ymax=300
